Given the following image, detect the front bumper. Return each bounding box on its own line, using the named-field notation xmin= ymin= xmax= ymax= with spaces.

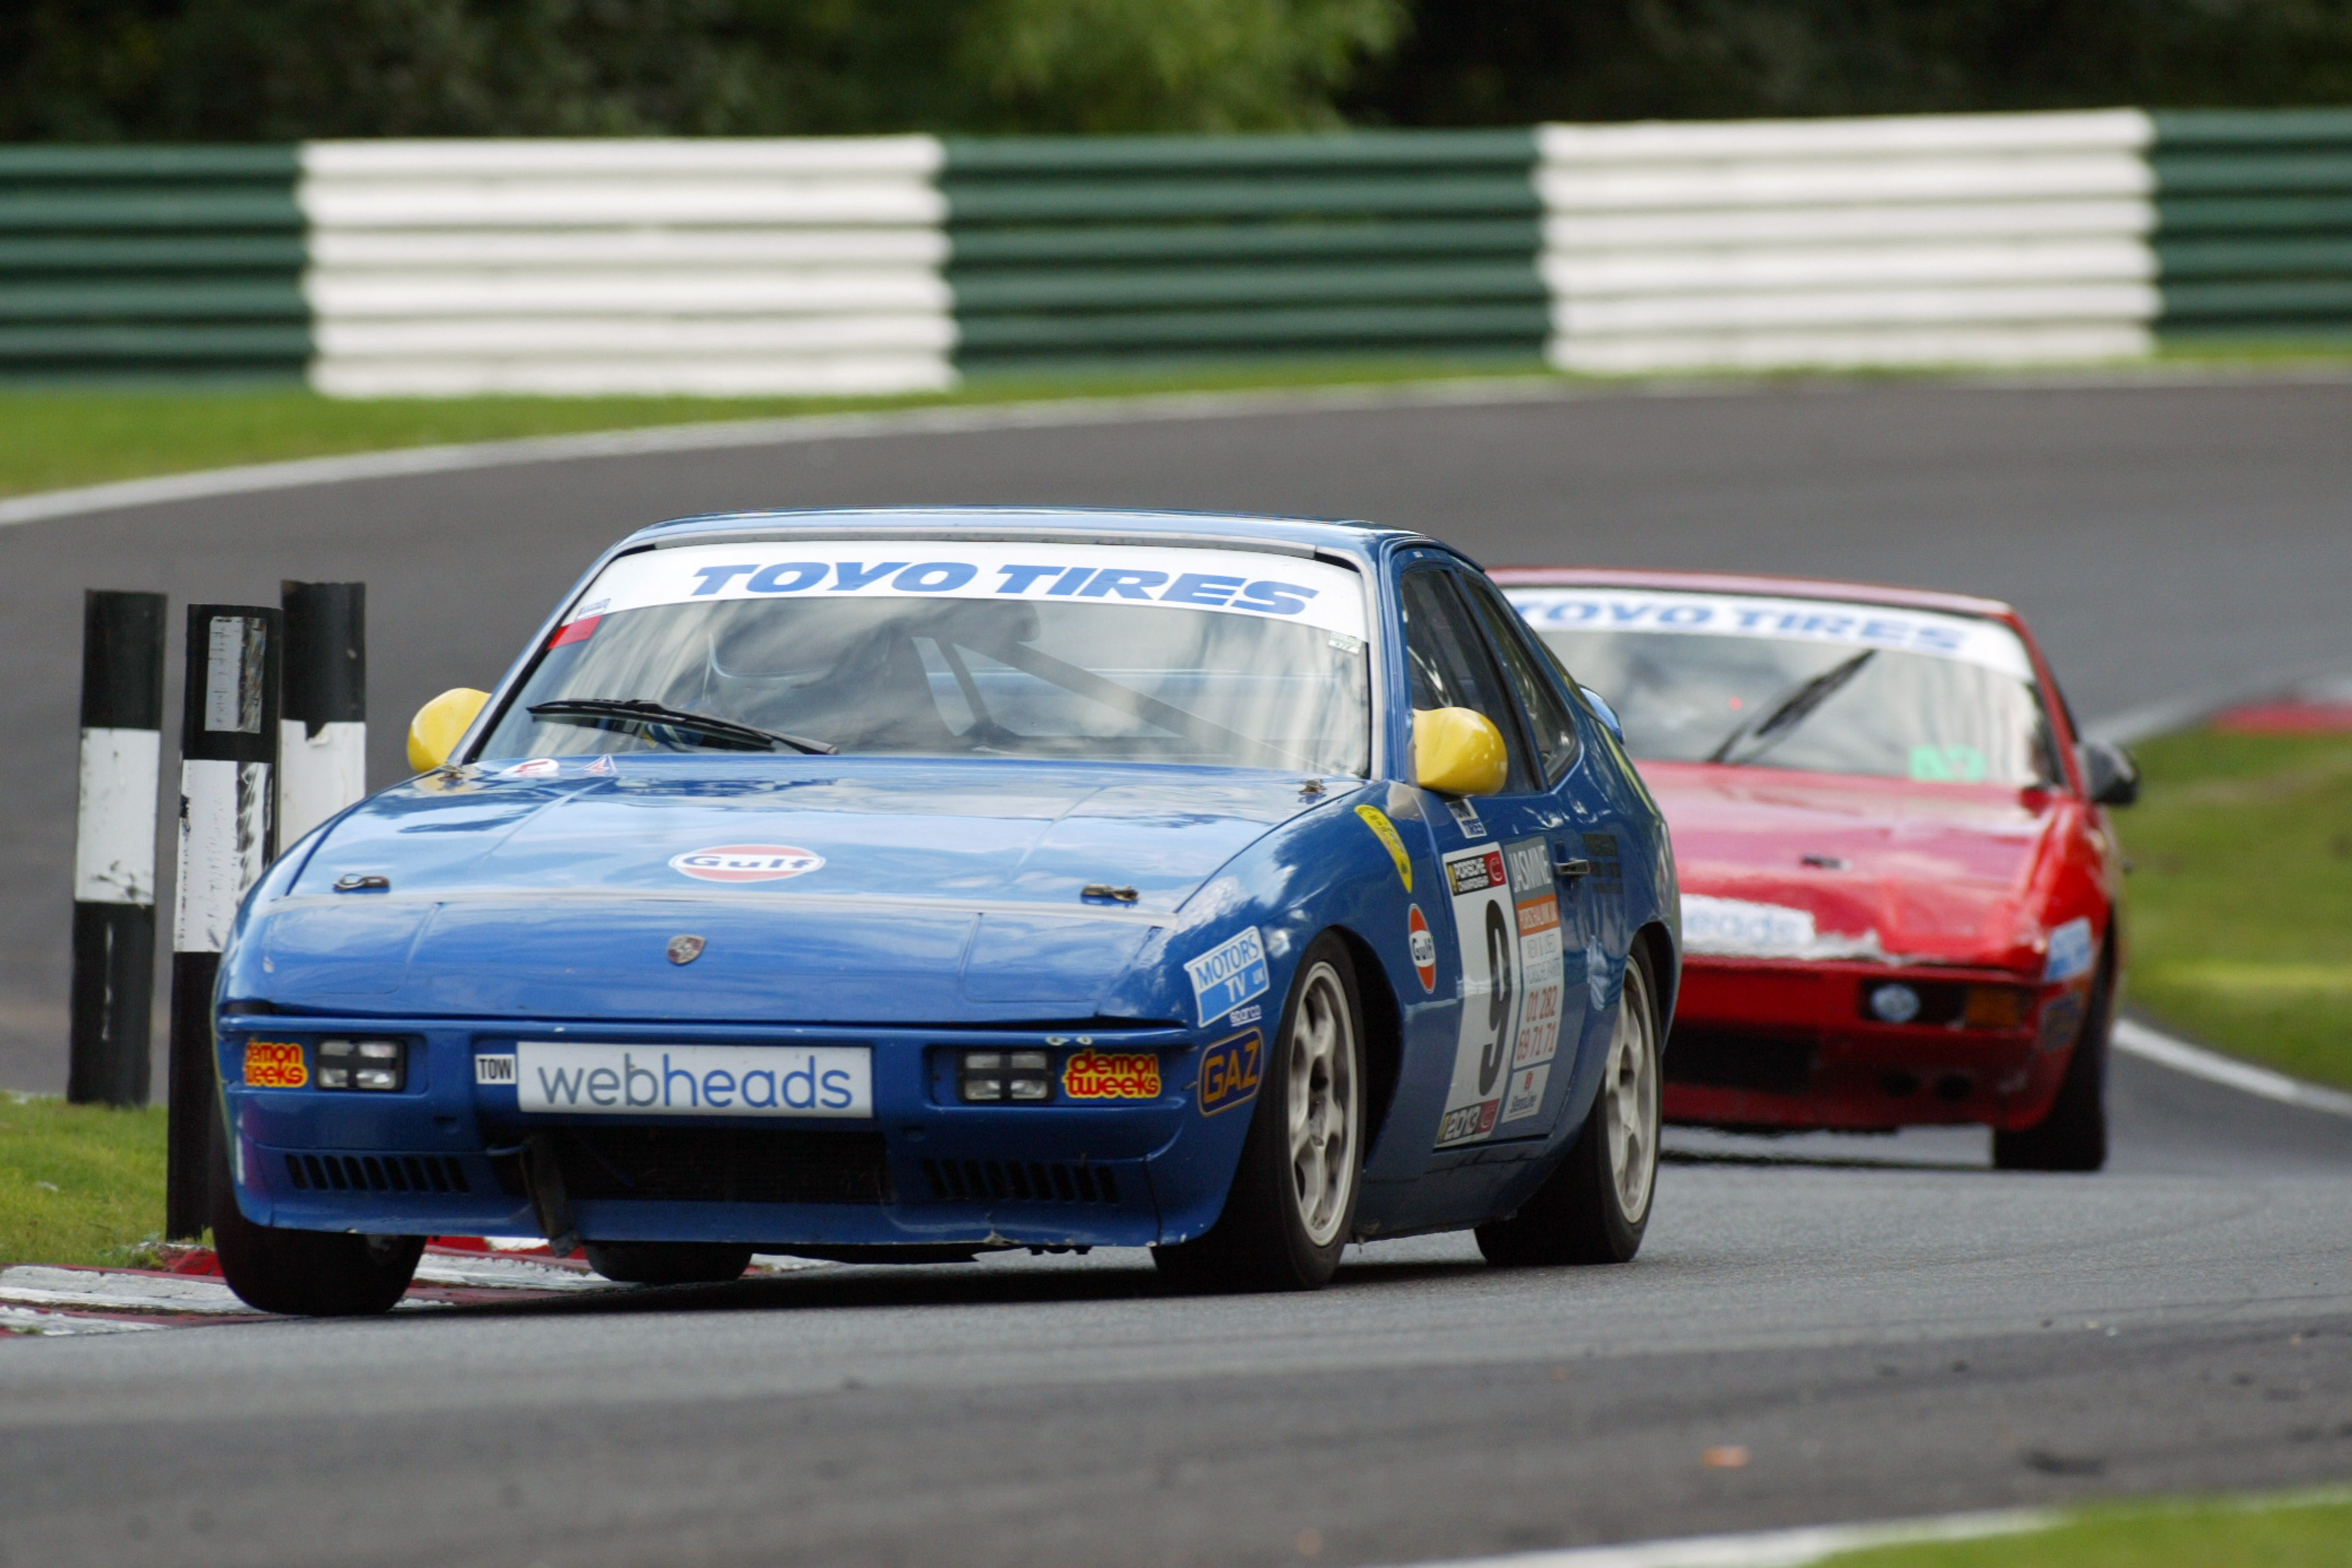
xmin=217 ymin=1016 xmax=1260 ymax=1249
xmin=1663 ymin=958 xmax=2089 ymax=1132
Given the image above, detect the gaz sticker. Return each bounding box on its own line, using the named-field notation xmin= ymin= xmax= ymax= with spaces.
xmin=1434 ymin=836 xmax=1567 ymax=1147
xmin=1198 ymin=1031 xmax=1264 ymax=1115
xmin=1408 ymin=904 xmax=1437 ymax=992
xmin=243 ymin=1041 xmax=307 ymax=1089
xmin=1063 ymin=1050 xmax=1162 ymax=1100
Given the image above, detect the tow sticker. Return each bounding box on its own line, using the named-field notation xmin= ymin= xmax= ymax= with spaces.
xmin=1435 ymin=836 xmax=1567 ymax=1147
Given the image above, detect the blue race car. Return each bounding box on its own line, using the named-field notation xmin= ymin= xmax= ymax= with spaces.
xmin=210 ymin=509 xmax=1680 ymax=1313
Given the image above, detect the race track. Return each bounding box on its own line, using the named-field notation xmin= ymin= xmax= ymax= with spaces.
xmin=2 ymin=373 xmax=2349 ymax=1563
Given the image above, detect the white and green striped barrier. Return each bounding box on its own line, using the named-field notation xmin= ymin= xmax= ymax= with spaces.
xmin=8 ymin=108 xmax=2352 ymax=393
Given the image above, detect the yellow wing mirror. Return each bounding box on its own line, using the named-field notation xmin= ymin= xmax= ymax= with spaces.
xmin=1413 ymin=707 xmax=1508 ymax=797
xmin=407 ymin=687 xmax=490 ymax=772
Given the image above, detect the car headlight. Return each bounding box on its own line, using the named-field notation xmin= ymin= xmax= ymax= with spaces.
xmin=316 ymin=1038 xmax=407 ymax=1092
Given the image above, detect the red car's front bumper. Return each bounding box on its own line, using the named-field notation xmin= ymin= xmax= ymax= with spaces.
xmin=1665 ymin=957 xmax=2091 ymax=1133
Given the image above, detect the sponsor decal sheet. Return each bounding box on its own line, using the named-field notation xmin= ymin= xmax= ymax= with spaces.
xmin=1434 ymin=837 xmax=1566 ymax=1148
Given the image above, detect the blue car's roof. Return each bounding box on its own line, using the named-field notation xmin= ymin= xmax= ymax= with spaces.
xmin=624 ymin=506 xmax=1436 ymax=566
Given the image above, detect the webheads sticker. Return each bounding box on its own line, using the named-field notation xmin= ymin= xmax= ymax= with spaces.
xmin=669 ymin=844 xmax=825 ymax=883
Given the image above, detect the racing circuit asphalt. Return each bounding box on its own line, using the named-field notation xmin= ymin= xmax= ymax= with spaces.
xmin=2 ymin=372 xmax=2350 ymax=1565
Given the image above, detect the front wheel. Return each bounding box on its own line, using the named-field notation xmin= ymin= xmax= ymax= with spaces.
xmin=1154 ymin=934 xmax=1365 ymax=1293
xmin=1994 ymin=958 xmax=2112 ymax=1173
xmin=1477 ymin=941 xmax=1663 ymax=1267
xmin=210 ymin=1121 xmax=424 ymax=1316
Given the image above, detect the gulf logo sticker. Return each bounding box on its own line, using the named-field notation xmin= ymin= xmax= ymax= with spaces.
xmin=1408 ymin=904 xmax=1437 ymax=992
xmin=669 ymin=844 xmax=825 ymax=882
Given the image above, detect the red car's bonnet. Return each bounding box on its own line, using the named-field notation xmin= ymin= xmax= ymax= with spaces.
xmin=1645 ymin=761 xmax=2070 ymax=973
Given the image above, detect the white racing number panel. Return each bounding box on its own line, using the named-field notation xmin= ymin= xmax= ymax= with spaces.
xmin=497 ymin=1042 xmax=873 ymax=1119
xmin=1435 ymin=838 xmax=1567 ymax=1149
xmin=569 ymin=540 xmax=1369 ymax=639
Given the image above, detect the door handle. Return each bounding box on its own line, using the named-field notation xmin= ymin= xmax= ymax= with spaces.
xmin=1553 ymin=852 xmax=1592 ymax=879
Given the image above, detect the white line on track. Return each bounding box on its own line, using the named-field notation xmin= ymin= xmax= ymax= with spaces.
xmin=2113 ymin=1017 xmax=2352 ymax=1120
xmin=1389 ymin=1508 xmax=2053 ymax=1568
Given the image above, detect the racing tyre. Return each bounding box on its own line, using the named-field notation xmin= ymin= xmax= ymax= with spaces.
xmin=584 ymin=1242 xmax=754 ymax=1285
xmin=1994 ymin=960 xmax=2111 ymax=1173
xmin=1476 ymin=942 xmax=1662 ymax=1267
xmin=209 ymin=1117 xmax=424 ymax=1316
xmin=1154 ymin=934 xmax=1365 ymax=1293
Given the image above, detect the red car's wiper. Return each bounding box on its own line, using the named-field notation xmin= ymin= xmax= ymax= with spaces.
xmin=1706 ymin=650 xmax=1875 ymax=766
xmin=529 ymin=698 xmax=838 ymax=756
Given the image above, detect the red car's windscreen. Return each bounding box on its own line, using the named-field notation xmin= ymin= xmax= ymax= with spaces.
xmin=1506 ymin=587 xmax=2063 ymax=788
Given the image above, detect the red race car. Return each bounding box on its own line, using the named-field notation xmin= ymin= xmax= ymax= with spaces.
xmin=1495 ymin=569 xmax=2137 ymax=1171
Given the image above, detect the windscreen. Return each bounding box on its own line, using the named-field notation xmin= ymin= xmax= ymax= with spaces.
xmin=1505 ymin=587 xmax=2061 ymax=787
xmin=478 ymin=540 xmax=1371 ymax=775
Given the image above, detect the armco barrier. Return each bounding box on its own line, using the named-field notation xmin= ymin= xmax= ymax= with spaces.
xmin=0 ymin=147 xmax=308 ymax=382
xmin=300 ymin=139 xmax=953 ymax=396
xmin=2152 ymin=109 xmax=2352 ymax=343
xmin=940 ymin=131 xmax=1548 ymax=374
xmin=12 ymin=109 xmax=2352 ymax=392
xmin=1537 ymin=111 xmax=2159 ymax=373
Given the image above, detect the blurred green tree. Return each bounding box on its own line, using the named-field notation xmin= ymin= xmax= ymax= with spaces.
xmin=0 ymin=0 xmax=1406 ymax=140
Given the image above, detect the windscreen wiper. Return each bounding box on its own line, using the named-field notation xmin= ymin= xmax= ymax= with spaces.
xmin=1705 ymin=650 xmax=1875 ymax=766
xmin=528 ymin=698 xmax=838 ymax=755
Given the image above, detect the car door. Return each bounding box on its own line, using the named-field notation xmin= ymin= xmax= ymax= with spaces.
xmin=1395 ymin=556 xmax=1591 ymax=1155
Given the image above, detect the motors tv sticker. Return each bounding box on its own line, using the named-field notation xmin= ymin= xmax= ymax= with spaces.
xmin=670 ymin=844 xmax=824 ymax=883
xmin=1197 ymin=1031 xmax=1264 ymax=1115
xmin=568 ymin=540 xmax=1368 ymax=640
xmin=515 ymin=1042 xmax=870 ymax=1118
xmin=1187 ymin=926 xmax=1270 ymax=1027
xmin=1434 ymin=836 xmax=1569 ymax=1148
xmin=1504 ymin=587 xmax=2033 ymax=678
xmin=1062 ymin=1050 xmax=1162 ymax=1100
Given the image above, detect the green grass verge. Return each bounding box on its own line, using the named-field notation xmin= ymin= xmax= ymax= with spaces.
xmin=14 ymin=347 xmax=2352 ymax=505
xmin=0 ymin=357 xmax=1546 ymax=501
xmin=1824 ymin=1493 xmax=2352 ymax=1567
xmin=2116 ymin=728 xmax=2352 ymax=1090
xmin=0 ymin=1094 xmax=168 ymax=1269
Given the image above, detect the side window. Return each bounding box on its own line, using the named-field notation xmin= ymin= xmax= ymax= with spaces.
xmin=1399 ymin=566 xmax=1537 ymax=793
xmin=1459 ymin=573 xmax=1581 ymax=785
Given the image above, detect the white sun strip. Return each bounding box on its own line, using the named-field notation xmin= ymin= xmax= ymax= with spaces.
xmin=1391 ymin=1508 xmax=2055 ymax=1568
xmin=1504 ymin=587 xmax=2032 ymax=679
xmin=576 ymin=540 xmax=1368 ymax=639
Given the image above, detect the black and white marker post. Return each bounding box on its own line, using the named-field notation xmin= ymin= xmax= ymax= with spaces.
xmin=278 ymin=581 xmax=366 ymax=846
xmin=165 ymin=604 xmax=281 ymax=1240
xmin=67 ymin=591 xmax=167 ymax=1108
